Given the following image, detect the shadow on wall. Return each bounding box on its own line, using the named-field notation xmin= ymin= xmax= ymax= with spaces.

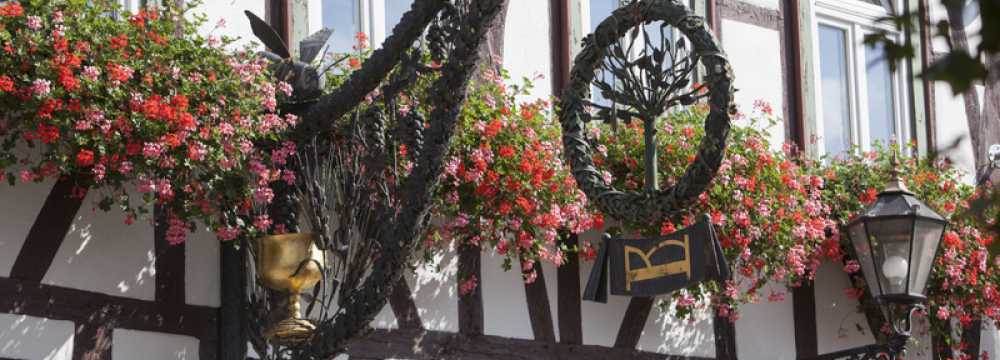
xmin=301 ymin=242 xmax=459 ymax=331
xmin=0 ymin=313 xmax=73 ymax=360
xmin=42 ymin=190 xmax=156 ymax=301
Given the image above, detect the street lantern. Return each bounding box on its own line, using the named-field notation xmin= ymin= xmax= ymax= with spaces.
xmin=807 ymin=155 xmax=949 ymax=360
xmin=844 ymin=161 xmax=948 ymax=305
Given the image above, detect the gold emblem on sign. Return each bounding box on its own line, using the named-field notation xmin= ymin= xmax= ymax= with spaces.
xmin=623 ymin=235 xmax=692 ymax=291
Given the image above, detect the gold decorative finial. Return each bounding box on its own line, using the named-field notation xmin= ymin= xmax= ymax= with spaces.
xmin=884 ymin=147 xmax=909 ymax=193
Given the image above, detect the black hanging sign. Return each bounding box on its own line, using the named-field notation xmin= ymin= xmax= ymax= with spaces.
xmin=583 ymin=216 xmax=729 ymax=303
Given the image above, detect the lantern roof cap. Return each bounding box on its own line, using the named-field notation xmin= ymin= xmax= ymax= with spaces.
xmin=847 ymin=151 xmax=948 ymax=224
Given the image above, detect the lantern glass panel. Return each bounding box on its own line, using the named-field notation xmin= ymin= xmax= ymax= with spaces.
xmin=909 ymin=219 xmax=945 ymax=295
xmin=866 ymin=217 xmax=915 ymax=297
xmin=848 ymin=221 xmax=881 ymax=297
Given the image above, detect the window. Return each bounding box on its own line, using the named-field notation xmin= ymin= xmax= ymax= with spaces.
xmin=314 ymin=0 xmax=414 ymax=53
xmin=813 ymin=0 xmax=910 ymax=156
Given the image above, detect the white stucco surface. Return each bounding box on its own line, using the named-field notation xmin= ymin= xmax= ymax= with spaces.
xmin=0 ymin=180 xmax=54 ymax=277
xmin=411 ymin=248 xmax=460 ymax=331
xmin=113 ymin=328 xmax=199 ymax=360
xmin=734 ymin=282 xmax=796 ymax=360
xmin=42 ymin=193 xmax=156 ymax=301
xmin=186 ymin=227 xmax=222 ymax=307
xmin=502 ymin=0 xmax=554 ymax=101
xmin=934 ymin=82 xmax=980 ymax=184
xmin=721 ymin=19 xmax=788 ymax=151
xmin=481 ymin=250 xmax=536 ymax=340
xmin=813 ymin=261 xmax=876 ymax=354
xmin=0 ymin=313 xmax=73 ymax=360
xmin=191 ymin=0 xmax=267 ymax=50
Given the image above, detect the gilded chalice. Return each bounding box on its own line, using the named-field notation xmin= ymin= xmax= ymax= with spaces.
xmin=256 ymin=233 xmax=325 ymax=346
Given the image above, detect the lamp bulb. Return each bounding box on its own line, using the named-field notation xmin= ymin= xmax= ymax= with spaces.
xmin=882 ymin=256 xmax=908 ymax=283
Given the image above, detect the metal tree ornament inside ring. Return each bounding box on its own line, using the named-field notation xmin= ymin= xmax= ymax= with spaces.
xmin=558 ymin=0 xmax=736 ymax=224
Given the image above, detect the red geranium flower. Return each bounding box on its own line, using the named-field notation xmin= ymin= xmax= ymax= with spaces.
xmin=75 ymin=149 xmax=95 ymax=167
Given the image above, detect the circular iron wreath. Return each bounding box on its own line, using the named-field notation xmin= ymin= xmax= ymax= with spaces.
xmin=558 ymin=0 xmax=736 ymax=224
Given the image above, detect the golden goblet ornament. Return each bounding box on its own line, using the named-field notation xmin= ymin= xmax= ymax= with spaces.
xmin=256 ymin=233 xmax=325 ymax=346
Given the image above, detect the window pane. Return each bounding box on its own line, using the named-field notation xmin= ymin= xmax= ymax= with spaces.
xmin=323 ymin=0 xmax=360 ymax=53
xmin=818 ymin=25 xmax=852 ymax=156
xmin=385 ymin=0 xmax=413 ymax=38
xmin=865 ymin=40 xmax=896 ymax=146
xmin=590 ymin=0 xmax=618 ymax=107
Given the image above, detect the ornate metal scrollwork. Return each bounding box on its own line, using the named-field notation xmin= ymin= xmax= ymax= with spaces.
xmin=558 ymin=0 xmax=735 ymax=224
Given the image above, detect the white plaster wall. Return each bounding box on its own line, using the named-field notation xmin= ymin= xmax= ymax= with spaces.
xmin=411 ymin=248 xmax=460 ymax=331
xmin=933 ymin=82 xmax=980 ymax=184
xmin=734 ymin=282 xmax=796 ymax=360
xmin=186 ymin=226 xmax=221 ymax=307
xmin=481 ymin=250 xmax=536 ymax=340
xmin=502 ymin=0 xmax=554 ymax=101
xmin=0 ymin=313 xmax=73 ymax=360
xmin=813 ymin=261 xmax=875 ymax=354
xmin=113 ymin=329 xmax=199 ymax=360
xmin=190 ymin=0 xmax=267 ymax=50
xmin=0 ymin=180 xmax=54 ymax=277
xmin=721 ymin=19 xmax=788 ymax=151
xmin=740 ymin=0 xmax=780 ymax=10
xmin=42 ymin=192 xmax=157 ymax=301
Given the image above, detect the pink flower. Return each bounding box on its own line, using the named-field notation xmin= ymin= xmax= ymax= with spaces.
xmin=18 ymin=169 xmax=35 ymax=183
xmin=143 ymin=142 xmax=164 ymax=159
xmin=26 ymin=16 xmax=41 ymax=30
xmin=936 ymin=307 xmax=950 ymax=320
xmin=253 ymin=187 xmax=274 ymax=204
xmin=277 ymin=81 xmax=293 ymax=96
xmin=30 ymin=79 xmax=50 ymax=97
xmin=843 ymin=260 xmax=860 ymax=274
xmin=253 ymin=215 xmax=272 ymax=232
xmin=216 ymin=226 xmax=239 ymax=241
xmin=165 ymin=216 xmax=188 ymax=245
xmin=459 ymin=275 xmax=478 ymax=296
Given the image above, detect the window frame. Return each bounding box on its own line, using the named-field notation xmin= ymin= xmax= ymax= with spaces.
xmin=811 ymin=0 xmax=912 ymax=157
xmin=305 ymin=0 xmax=409 ymax=53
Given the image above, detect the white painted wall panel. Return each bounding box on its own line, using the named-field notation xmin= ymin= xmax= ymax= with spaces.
xmin=191 ymin=0 xmax=267 ymax=50
xmin=502 ymin=0 xmax=554 ymax=101
xmin=113 ymin=329 xmax=199 ymax=360
xmin=0 ymin=180 xmax=54 ymax=277
xmin=814 ymin=261 xmax=875 ymax=354
xmin=933 ymin=82 xmax=979 ymax=184
xmin=0 ymin=313 xmax=73 ymax=360
xmin=186 ymin=227 xmax=221 ymax=307
xmin=411 ymin=249 xmax=459 ymax=331
xmin=740 ymin=0 xmax=780 ymax=10
xmin=721 ymin=20 xmax=787 ymax=151
xmin=42 ymin=193 xmax=156 ymax=301
xmin=481 ymin=250 xmax=535 ymax=340
xmin=735 ymin=282 xmax=796 ymax=360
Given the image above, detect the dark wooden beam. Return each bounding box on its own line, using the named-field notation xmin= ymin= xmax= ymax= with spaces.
xmin=549 ymin=0 xmax=571 ymax=95
xmin=154 ymin=205 xmax=186 ymax=305
xmin=457 ymin=244 xmax=484 ymax=335
xmin=960 ymin=319 xmax=983 ymax=359
xmin=781 ymin=0 xmax=806 ymax=151
xmin=522 ymin=260 xmax=556 ymax=342
xmin=792 ymin=284 xmax=818 ymax=359
xmin=556 ymin=234 xmax=582 ymax=345
xmin=9 ymin=175 xmax=88 ymax=282
xmin=713 ymin=310 xmax=738 ymax=360
xmin=347 ymin=328 xmax=712 ymax=360
xmin=388 ymin=276 xmax=423 ymax=329
xmin=614 ymin=297 xmax=652 ymax=349
xmin=73 ymin=322 xmax=112 ymax=360
xmin=917 ymin=0 xmax=937 ymax=151
xmin=0 ymin=276 xmax=218 ymax=339
xmin=219 ymin=239 xmax=247 ymax=360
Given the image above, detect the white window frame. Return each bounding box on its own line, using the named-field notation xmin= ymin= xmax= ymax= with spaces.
xmin=811 ymin=0 xmax=912 ymax=157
